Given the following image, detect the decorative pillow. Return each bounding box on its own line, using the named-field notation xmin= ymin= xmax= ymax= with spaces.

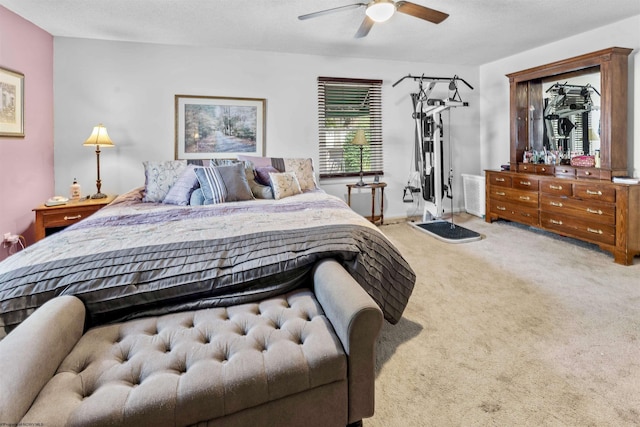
xmin=283 ymin=158 xmax=318 ymax=192
xmin=190 ymin=188 xmax=205 ymax=206
xmin=162 ymin=164 xmax=200 ymax=205
xmin=255 ymin=166 xmax=280 ymax=186
xmin=269 ymin=172 xmax=302 ymax=200
xmin=142 ymin=160 xmax=187 ymax=203
xmin=194 ymin=163 xmax=254 ymax=204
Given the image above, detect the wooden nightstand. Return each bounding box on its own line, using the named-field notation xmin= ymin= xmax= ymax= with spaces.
xmin=346 ymin=182 xmax=387 ymax=225
xmin=33 ymin=195 xmax=116 ymax=241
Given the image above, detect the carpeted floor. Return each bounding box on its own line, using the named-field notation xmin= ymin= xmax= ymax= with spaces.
xmin=368 ymin=214 xmax=640 ymax=427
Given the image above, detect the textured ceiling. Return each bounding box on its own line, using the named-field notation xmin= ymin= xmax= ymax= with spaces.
xmin=1 ymin=0 xmax=639 ymax=65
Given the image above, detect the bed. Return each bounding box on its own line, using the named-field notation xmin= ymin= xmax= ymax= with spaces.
xmin=0 ymin=158 xmax=416 ymax=340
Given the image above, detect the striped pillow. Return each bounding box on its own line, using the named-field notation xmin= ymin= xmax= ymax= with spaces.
xmin=194 ymin=163 xmax=254 ymax=205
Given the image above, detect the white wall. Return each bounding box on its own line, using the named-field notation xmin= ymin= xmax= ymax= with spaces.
xmin=479 ymin=15 xmax=640 ymax=177
xmin=53 ymin=38 xmax=480 ymax=219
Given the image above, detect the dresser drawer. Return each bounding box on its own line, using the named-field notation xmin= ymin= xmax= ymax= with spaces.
xmin=573 ymin=183 xmax=616 ymax=202
xmin=489 ymin=187 xmax=538 ymax=207
xmin=576 ymin=168 xmax=601 ymax=179
xmin=488 ymin=173 xmax=512 ymax=188
xmin=540 ymin=195 xmax=615 ymax=225
xmin=491 ymin=200 xmax=539 ymax=226
xmin=535 ymin=164 xmax=554 ymax=175
xmin=540 ymin=180 xmax=572 ymax=196
xmin=555 ymin=166 xmax=576 ymax=177
xmin=512 ymin=176 xmax=539 ymax=191
xmin=540 ymin=212 xmax=615 ymax=246
xmin=518 ymin=163 xmax=535 ymax=174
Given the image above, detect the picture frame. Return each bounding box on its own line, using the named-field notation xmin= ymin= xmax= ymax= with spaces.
xmin=0 ymin=66 xmax=25 ymax=137
xmin=175 ymin=95 xmax=266 ymax=160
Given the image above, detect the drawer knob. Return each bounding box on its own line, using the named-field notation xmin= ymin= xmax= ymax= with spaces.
xmin=585 ymin=171 xmax=591 ymax=175
xmin=587 ymin=228 xmax=603 ymax=235
xmin=586 ymin=189 xmax=603 ymax=196
xmin=586 ymin=208 xmax=603 ymax=215
xmin=541 ymin=168 xmax=546 ymax=172
xmin=520 ymin=181 xmax=531 ymax=186
xmin=550 ymin=185 xmax=563 ymax=190
xmin=550 ymin=201 xmax=563 ymax=207
xmin=550 ymin=219 xmax=563 ymax=225
xmin=64 ymin=215 xmax=82 ymax=221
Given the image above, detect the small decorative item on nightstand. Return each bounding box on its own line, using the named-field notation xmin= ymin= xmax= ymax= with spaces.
xmin=70 ymin=178 xmax=81 ymax=200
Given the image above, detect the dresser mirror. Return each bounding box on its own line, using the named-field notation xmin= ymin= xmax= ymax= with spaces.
xmin=541 ymin=68 xmax=600 ymax=164
xmin=507 ymin=47 xmax=632 ymax=178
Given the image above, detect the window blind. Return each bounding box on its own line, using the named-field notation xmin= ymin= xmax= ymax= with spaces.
xmin=317 ymin=77 xmax=383 ymax=178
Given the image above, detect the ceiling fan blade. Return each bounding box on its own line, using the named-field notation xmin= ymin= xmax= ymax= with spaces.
xmin=355 ymin=16 xmax=375 ymax=38
xmin=395 ymin=1 xmax=449 ymax=24
xmin=298 ymin=3 xmax=367 ymax=20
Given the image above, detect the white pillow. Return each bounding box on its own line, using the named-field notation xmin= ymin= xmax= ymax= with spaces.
xmin=269 ymin=172 xmax=302 ymax=200
xmin=142 ymin=160 xmax=187 ymax=203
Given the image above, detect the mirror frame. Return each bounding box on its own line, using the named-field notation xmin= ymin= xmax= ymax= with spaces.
xmin=507 ymin=47 xmax=632 ymax=178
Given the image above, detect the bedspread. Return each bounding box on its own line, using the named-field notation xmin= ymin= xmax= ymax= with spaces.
xmin=0 ymin=189 xmax=415 ymax=338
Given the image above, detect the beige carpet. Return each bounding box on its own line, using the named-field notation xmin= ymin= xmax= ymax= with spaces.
xmin=368 ymin=214 xmax=640 ymax=427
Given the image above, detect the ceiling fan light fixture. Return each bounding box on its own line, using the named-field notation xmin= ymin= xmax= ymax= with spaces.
xmin=365 ymin=0 xmax=396 ymax=22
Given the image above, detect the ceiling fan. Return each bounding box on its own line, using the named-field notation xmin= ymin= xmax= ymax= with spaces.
xmin=298 ymin=0 xmax=449 ymax=38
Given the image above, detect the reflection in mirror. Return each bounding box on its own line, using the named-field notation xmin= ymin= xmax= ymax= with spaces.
xmin=541 ymin=69 xmax=600 ymax=166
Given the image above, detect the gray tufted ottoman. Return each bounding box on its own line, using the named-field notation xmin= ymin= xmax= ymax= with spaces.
xmin=0 ymin=259 xmax=383 ymax=427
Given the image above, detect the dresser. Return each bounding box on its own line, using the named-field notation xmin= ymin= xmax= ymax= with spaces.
xmin=485 ymin=47 xmax=638 ymax=265
xmin=486 ymin=171 xmax=640 ymax=265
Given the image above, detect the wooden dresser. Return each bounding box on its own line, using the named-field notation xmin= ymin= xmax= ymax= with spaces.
xmin=485 ymin=47 xmax=639 ymax=265
xmin=486 ymin=171 xmax=640 ymax=265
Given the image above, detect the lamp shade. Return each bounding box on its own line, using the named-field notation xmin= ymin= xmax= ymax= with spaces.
xmin=350 ymin=129 xmax=368 ymax=146
xmin=83 ymin=124 xmax=115 ymax=147
xmin=366 ymin=0 xmax=396 ymax=22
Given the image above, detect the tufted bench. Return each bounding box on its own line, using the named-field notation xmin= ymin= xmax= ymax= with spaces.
xmin=0 ymin=259 xmax=383 ymax=427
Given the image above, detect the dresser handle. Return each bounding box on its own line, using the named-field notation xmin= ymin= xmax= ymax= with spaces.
xmin=519 ymin=196 xmax=530 ymax=201
xmin=540 ymin=167 xmax=546 ymax=172
xmin=521 ymin=213 xmax=531 ymax=217
xmin=496 ymin=206 xmax=506 ymax=211
xmin=586 ymin=208 xmax=603 ymax=215
xmin=64 ymin=215 xmax=82 ymax=221
xmin=495 ymin=191 xmax=506 ymax=196
xmin=495 ymin=178 xmax=505 ymax=182
xmin=585 ymin=171 xmax=591 ymax=175
xmin=519 ymin=181 xmax=531 ymax=186
xmin=550 ymin=201 xmax=563 ymax=207
xmin=549 ymin=219 xmax=563 ymax=225
xmin=586 ymin=189 xmax=603 ymax=196
xmin=561 ymin=169 xmax=569 ymax=173
xmin=587 ymin=228 xmax=603 ymax=235
xmin=550 ymin=185 xmax=563 ymax=190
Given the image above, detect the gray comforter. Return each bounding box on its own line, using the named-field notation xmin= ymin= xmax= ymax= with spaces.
xmin=0 ymin=188 xmax=415 ymax=338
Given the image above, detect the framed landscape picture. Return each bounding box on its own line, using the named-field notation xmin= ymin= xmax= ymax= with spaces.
xmin=175 ymin=95 xmax=266 ymax=160
xmin=0 ymin=67 xmax=25 ymax=137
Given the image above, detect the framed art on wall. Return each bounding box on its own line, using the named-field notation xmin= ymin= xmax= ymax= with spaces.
xmin=175 ymin=95 xmax=266 ymax=160
xmin=0 ymin=67 xmax=25 ymax=137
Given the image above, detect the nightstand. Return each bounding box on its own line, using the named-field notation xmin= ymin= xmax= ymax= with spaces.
xmin=33 ymin=195 xmax=116 ymax=241
xmin=346 ymin=182 xmax=387 ymax=225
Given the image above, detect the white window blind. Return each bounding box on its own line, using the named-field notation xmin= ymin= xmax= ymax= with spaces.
xmin=317 ymin=77 xmax=383 ymax=178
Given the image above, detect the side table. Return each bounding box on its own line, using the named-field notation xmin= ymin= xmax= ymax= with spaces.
xmin=346 ymin=182 xmax=387 ymax=225
xmin=33 ymin=195 xmax=117 ymax=241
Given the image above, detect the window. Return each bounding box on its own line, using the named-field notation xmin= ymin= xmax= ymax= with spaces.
xmin=317 ymin=77 xmax=383 ymax=179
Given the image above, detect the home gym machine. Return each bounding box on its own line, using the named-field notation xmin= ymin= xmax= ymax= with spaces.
xmin=393 ymin=74 xmax=481 ymax=243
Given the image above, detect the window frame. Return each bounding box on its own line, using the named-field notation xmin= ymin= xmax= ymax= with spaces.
xmin=317 ymin=77 xmax=383 ymax=179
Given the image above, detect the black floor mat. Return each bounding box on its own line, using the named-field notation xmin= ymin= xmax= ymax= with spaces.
xmin=412 ymin=220 xmax=482 ymax=244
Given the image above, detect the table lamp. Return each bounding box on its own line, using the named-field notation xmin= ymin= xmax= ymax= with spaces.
xmin=350 ymin=129 xmax=368 ymax=187
xmin=83 ymin=124 xmax=114 ymax=199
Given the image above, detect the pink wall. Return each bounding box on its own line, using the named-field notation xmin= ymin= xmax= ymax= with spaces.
xmin=0 ymin=6 xmax=53 ymax=260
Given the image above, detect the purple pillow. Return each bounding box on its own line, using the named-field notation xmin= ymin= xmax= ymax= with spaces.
xmin=255 ymin=166 xmax=280 ymax=186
